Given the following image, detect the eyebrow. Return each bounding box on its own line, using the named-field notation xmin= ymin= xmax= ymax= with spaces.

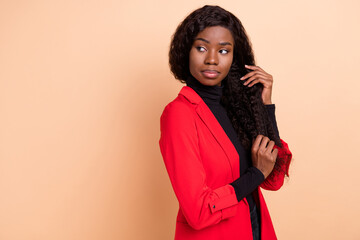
xmin=195 ymin=37 xmax=233 ymax=46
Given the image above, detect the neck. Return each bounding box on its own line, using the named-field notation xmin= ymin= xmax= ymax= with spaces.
xmin=186 ymin=75 xmax=223 ymax=104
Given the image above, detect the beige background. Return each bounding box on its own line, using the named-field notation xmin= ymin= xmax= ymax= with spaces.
xmin=1 ymin=0 xmax=359 ymax=239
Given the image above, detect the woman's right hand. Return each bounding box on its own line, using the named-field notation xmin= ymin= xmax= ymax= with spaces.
xmin=251 ymin=134 xmax=278 ymax=179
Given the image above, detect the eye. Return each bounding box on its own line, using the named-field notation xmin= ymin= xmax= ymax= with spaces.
xmin=196 ymin=46 xmax=206 ymax=52
xmin=219 ymin=49 xmax=229 ymax=54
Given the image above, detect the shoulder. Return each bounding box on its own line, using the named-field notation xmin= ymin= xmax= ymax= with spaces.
xmin=161 ymin=94 xmax=195 ymax=122
xmin=160 ymin=88 xmax=200 ymax=130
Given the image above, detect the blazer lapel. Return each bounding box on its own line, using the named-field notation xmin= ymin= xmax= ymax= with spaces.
xmin=179 ymin=86 xmax=240 ymax=180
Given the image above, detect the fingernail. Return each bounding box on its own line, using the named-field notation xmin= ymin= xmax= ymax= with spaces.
xmin=240 ymin=77 xmax=244 ymax=80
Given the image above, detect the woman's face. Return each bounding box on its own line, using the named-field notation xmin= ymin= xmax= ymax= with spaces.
xmin=189 ymin=26 xmax=234 ymax=86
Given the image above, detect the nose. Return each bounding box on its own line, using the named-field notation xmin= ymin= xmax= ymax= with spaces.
xmin=205 ymin=50 xmax=218 ymax=65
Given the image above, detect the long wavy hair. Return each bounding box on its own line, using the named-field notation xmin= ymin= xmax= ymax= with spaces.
xmin=169 ymin=5 xmax=285 ymax=173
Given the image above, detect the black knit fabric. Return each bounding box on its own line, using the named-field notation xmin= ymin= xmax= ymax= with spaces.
xmin=186 ymin=76 xmax=280 ymax=210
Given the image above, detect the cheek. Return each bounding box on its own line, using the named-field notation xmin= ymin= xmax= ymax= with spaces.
xmin=189 ymin=51 xmax=202 ymax=71
xmin=189 ymin=51 xmax=195 ymax=69
xmin=227 ymin=59 xmax=233 ymax=70
xmin=227 ymin=54 xmax=234 ymax=69
xmin=222 ymin=55 xmax=233 ymax=72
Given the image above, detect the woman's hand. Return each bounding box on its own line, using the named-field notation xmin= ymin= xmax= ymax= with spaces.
xmin=240 ymin=65 xmax=274 ymax=105
xmin=251 ymin=134 xmax=278 ymax=179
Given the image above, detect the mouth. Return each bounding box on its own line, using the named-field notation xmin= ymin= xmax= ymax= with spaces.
xmin=201 ymin=70 xmax=220 ymax=79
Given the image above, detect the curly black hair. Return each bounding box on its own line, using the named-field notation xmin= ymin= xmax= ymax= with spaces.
xmin=169 ymin=5 xmax=286 ymax=174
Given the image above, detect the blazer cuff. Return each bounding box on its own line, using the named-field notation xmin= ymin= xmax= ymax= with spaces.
xmin=208 ymin=184 xmax=238 ymax=219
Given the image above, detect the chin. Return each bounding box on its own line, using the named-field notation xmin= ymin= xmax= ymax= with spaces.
xmin=201 ymin=79 xmax=222 ymax=86
xmin=195 ymin=76 xmax=219 ymax=85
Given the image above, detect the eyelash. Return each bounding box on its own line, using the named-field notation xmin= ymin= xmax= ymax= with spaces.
xmin=196 ymin=46 xmax=206 ymax=52
xmin=195 ymin=46 xmax=229 ymax=54
xmin=219 ymin=49 xmax=229 ymax=54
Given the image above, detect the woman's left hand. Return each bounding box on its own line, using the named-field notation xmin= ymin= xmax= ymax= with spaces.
xmin=240 ymin=65 xmax=273 ymax=105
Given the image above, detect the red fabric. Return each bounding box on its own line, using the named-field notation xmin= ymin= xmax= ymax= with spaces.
xmin=159 ymin=86 xmax=292 ymax=240
xmin=260 ymin=139 xmax=292 ymax=191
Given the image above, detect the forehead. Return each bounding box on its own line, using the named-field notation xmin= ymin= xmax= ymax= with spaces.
xmin=195 ymin=26 xmax=234 ymax=43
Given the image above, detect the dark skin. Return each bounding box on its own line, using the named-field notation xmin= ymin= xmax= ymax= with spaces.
xmin=189 ymin=26 xmax=234 ymax=87
xmin=242 ymin=64 xmax=274 ymax=105
xmin=251 ymin=134 xmax=278 ymax=178
xmin=189 ymin=26 xmax=278 ymax=178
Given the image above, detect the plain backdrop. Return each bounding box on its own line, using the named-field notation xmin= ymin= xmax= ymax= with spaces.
xmin=1 ymin=0 xmax=360 ymax=239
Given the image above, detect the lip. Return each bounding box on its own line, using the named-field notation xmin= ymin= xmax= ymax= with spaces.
xmin=201 ymin=70 xmax=220 ymax=79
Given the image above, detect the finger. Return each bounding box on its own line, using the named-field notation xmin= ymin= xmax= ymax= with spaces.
xmin=241 ymin=71 xmax=268 ymax=81
xmin=243 ymin=74 xmax=269 ymax=85
xmin=259 ymin=136 xmax=270 ymax=150
xmin=246 ymin=79 xmax=260 ymax=87
xmin=247 ymin=76 xmax=273 ymax=87
xmin=245 ymin=65 xmax=270 ymax=77
xmin=271 ymin=148 xmax=278 ymax=159
xmin=245 ymin=65 xmax=263 ymax=71
xmin=265 ymin=141 xmax=275 ymax=154
xmin=252 ymin=134 xmax=263 ymax=150
xmin=248 ymin=77 xmax=271 ymax=87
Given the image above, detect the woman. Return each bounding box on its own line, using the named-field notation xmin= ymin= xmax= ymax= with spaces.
xmin=159 ymin=5 xmax=292 ymax=240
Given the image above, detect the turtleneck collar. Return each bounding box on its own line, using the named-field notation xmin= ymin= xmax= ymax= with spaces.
xmin=186 ymin=75 xmax=224 ymax=104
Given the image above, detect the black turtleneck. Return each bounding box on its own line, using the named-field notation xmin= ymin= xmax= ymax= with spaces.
xmin=186 ymin=77 xmax=280 ymax=211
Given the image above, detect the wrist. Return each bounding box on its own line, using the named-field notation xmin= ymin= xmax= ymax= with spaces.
xmin=264 ymin=100 xmax=272 ymax=105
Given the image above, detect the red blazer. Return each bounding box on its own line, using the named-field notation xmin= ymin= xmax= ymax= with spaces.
xmin=159 ymin=86 xmax=292 ymax=240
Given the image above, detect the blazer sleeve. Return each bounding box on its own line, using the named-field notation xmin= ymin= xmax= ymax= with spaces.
xmin=260 ymin=138 xmax=292 ymax=191
xmin=159 ymin=102 xmax=238 ymax=230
